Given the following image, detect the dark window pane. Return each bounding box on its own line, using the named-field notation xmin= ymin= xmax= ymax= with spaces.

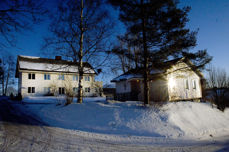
xmin=28 ymin=73 xmax=31 ymax=79
xmin=32 ymin=87 xmax=35 ymax=93
xmin=32 ymin=74 xmax=35 ymax=79
xmin=28 ymin=87 xmax=31 ymax=93
xmin=62 ymin=88 xmax=65 ymax=94
xmin=59 ymin=88 xmax=61 ymax=94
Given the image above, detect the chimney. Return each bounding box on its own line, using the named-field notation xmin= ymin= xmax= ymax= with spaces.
xmin=55 ymin=56 xmax=62 ymax=60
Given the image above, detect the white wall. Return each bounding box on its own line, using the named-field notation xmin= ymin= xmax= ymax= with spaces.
xmin=20 ymin=70 xmax=100 ymax=97
xmin=167 ymin=62 xmax=202 ymax=101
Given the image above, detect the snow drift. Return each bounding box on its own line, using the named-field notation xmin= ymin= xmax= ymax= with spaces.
xmin=20 ymin=97 xmax=229 ymax=140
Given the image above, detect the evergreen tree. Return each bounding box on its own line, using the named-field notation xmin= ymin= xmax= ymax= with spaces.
xmin=109 ymin=0 xmax=212 ymax=104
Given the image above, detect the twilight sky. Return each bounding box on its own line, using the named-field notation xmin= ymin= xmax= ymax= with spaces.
xmin=4 ymin=0 xmax=229 ymax=83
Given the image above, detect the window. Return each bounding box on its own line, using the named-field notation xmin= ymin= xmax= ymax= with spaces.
xmin=28 ymin=73 xmax=35 ymax=79
xmin=73 ymin=75 xmax=78 ymax=81
xmin=59 ymin=87 xmax=65 ymax=94
xmin=28 ymin=87 xmax=35 ymax=93
xmin=58 ymin=74 xmax=64 ymax=80
xmin=84 ymin=76 xmax=90 ymax=81
xmin=44 ymin=74 xmax=51 ymax=80
xmin=185 ymin=79 xmax=189 ymax=89
xmin=124 ymin=83 xmax=127 ymax=90
xmin=85 ymin=87 xmax=90 ymax=93
xmin=44 ymin=87 xmax=51 ymax=93
xmin=73 ymin=87 xmax=78 ymax=92
xmin=192 ymin=80 xmax=196 ymax=89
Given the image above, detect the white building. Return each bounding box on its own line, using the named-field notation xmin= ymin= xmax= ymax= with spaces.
xmin=15 ymin=55 xmax=102 ymax=97
xmin=111 ymin=58 xmax=203 ymax=102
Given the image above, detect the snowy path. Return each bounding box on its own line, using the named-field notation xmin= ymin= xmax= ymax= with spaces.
xmin=0 ymin=100 xmax=229 ymax=152
xmin=0 ymin=122 xmax=227 ymax=152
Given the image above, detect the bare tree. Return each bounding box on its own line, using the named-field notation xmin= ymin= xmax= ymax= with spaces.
xmin=206 ymin=65 xmax=229 ymax=111
xmin=43 ymin=0 xmax=114 ymax=104
xmin=0 ymin=54 xmax=15 ymax=96
xmin=110 ymin=33 xmax=142 ymax=74
xmin=0 ymin=0 xmax=46 ymax=49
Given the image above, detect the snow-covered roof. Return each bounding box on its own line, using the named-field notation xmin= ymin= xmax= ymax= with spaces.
xmin=111 ymin=58 xmax=203 ymax=83
xmin=103 ymin=83 xmax=115 ymax=88
xmin=111 ymin=74 xmax=143 ymax=82
xmin=111 ymin=68 xmax=163 ymax=82
xmin=16 ymin=55 xmax=96 ymax=77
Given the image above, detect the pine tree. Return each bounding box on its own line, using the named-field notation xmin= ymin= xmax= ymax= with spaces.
xmin=109 ymin=0 xmax=212 ymax=105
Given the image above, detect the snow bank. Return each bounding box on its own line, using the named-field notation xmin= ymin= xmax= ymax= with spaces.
xmin=163 ymin=102 xmax=229 ymax=139
xmin=19 ymin=97 xmax=229 ymax=140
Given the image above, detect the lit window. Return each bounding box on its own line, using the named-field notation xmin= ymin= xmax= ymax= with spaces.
xmin=168 ymin=77 xmax=175 ymax=89
xmin=44 ymin=74 xmax=50 ymax=80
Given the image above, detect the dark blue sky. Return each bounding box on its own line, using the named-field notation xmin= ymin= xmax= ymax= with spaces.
xmin=6 ymin=0 xmax=229 ymax=83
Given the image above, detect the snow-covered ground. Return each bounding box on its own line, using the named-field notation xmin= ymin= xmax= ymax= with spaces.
xmin=19 ymin=96 xmax=229 ymax=141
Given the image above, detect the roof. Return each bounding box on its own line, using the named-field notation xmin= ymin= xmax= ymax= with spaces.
xmin=15 ymin=55 xmax=96 ymax=78
xmin=111 ymin=58 xmax=203 ymax=82
xmin=103 ymin=83 xmax=115 ymax=88
xmin=111 ymin=73 xmax=143 ymax=82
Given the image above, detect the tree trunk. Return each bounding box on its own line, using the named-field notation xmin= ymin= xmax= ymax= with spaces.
xmin=141 ymin=0 xmax=149 ymax=105
xmin=2 ymin=73 xmax=5 ymax=96
xmin=4 ymin=70 xmax=10 ymax=96
xmin=77 ymin=0 xmax=84 ymax=103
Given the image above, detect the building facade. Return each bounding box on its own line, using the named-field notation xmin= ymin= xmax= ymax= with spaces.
xmin=111 ymin=58 xmax=203 ymax=102
xmin=16 ymin=56 xmax=102 ymax=97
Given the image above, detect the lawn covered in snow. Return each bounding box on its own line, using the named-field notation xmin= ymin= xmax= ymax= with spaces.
xmin=19 ymin=97 xmax=229 ymax=140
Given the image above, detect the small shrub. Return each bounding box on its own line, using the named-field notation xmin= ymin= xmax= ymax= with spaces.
xmin=10 ymin=93 xmax=14 ymax=99
xmin=44 ymin=92 xmax=54 ymax=96
xmin=16 ymin=93 xmax=22 ymax=101
xmin=65 ymin=95 xmax=73 ymax=105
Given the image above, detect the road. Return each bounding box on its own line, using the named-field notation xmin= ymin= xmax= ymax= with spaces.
xmin=0 ymin=98 xmax=229 ymax=152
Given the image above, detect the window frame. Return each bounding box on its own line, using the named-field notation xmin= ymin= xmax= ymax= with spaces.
xmin=85 ymin=87 xmax=90 ymax=93
xmin=44 ymin=87 xmax=51 ymax=93
xmin=84 ymin=76 xmax=90 ymax=81
xmin=192 ymin=79 xmax=196 ymax=89
xmin=44 ymin=74 xmax=51 ymax=80
xmin=28 ymin=73 xmax=35 ymax=79
xmin=73 ymin=75 xmax=78 ymax=81
xmin=28 ymin=87 xmax=31 ymax=93
xmin=185 ymin=79 xmax=189 ymax=90
xmin=59 ymin=87 xmax=65 ymax=94
xmin=58 ymin=74 xmax=65 ymax=80
xmin=28 ymin=87 xmax=35 ymax=93
xmin=73 ymin=87 xmax=78 ymax=92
